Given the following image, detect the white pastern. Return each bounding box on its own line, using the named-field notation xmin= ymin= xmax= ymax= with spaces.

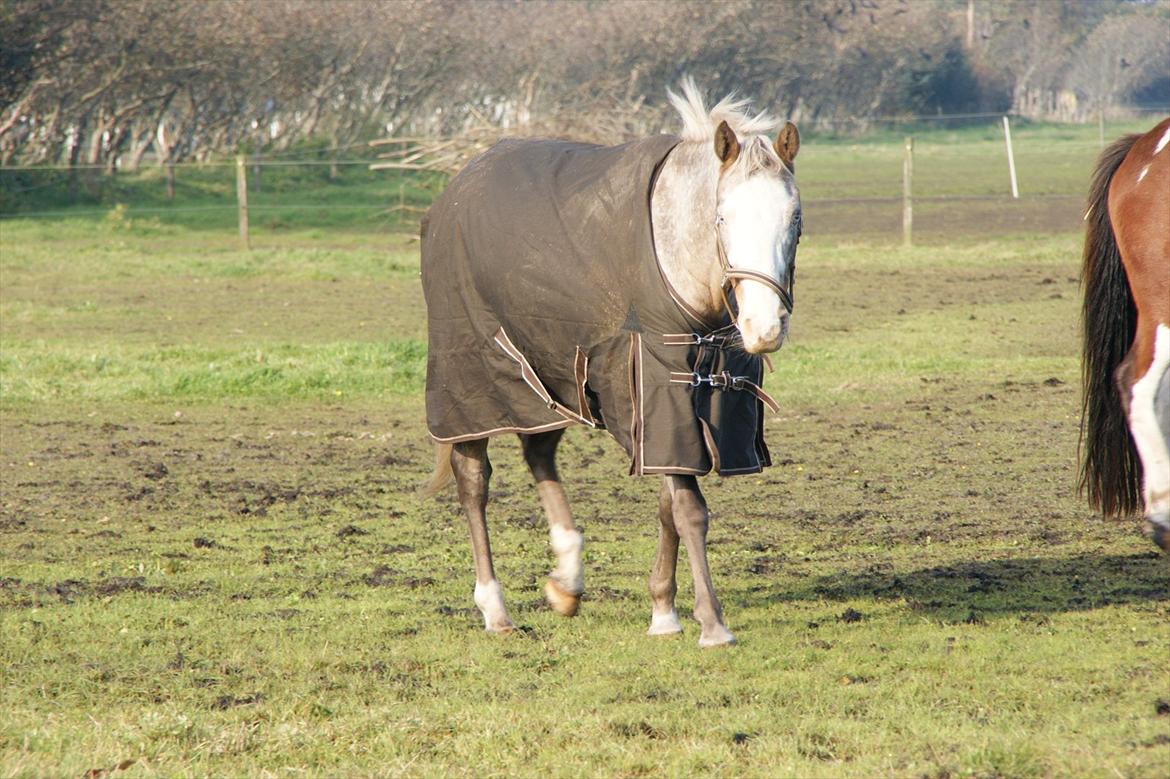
xmin=647 ymin=609 xmax=683 ymax=635
xmin=1155 ymin=126 xmax=1170 ymax=155
xmin=720 ymin=175 xmax=797 ymax=353
xmin=549 ymin=524 xmax=584 ymax=594
xmin=473 ymin=579 xmax=512 ymax=632
xmin=1130 ymin=324 xmax=1170 ymax=516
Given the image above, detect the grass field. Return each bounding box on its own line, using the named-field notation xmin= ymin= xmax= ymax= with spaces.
xmin=2 ymin=123 xmax=1168 ymax=777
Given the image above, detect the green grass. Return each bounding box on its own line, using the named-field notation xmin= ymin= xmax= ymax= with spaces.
xmin=0 ymin=340 xmax=427 ymax=402
xmin=1 ymin=161 xmax=441 ymax=233
xmin=796 ymin=117 xmax=1157 ymax=201
xmin=1 ymin=133 xmax=1168 ymax=777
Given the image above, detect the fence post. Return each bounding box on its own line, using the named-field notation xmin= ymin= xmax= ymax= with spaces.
xmin=236 ymin=154 xmax=250 ymax=250
xmin=1002 ymin=115 xmax=1019 ymax=199
xmin=902 ymin=136 xmax=913 ymax=247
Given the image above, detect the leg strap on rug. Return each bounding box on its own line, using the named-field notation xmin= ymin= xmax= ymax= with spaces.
xmin=669 ymin=371 xmax=780 ymax=413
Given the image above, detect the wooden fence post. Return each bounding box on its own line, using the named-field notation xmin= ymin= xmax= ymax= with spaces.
xmin=1002 ymin=115 xmax=1019 ymax=199
xmin=236 ymin=155 xmax=250 ymax=250
xmin=902 ymin=136 xmax=913 ymax=247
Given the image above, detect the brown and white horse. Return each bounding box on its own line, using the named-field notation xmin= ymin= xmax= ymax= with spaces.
xmin=1080 ymin=117 xmax=1170 ymax=552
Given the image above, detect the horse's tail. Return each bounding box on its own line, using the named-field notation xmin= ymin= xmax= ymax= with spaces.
xmin=418 ymin=442 xmax=454 ymax=497
xmin=1079 ymin=133 xmax=1142 ymax=517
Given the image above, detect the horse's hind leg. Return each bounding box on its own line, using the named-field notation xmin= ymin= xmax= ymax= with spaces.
xmin=667 ymin=475 xmax=736 ymax=648
xmin=647 ymin=479 xmax=683 ymax=636
xmin=1127 ymin=322 xmax=1170 ymax=551
xmin=451 ymin=438 xmax=514 ymax=632
xmin=519 ymin=430 xmax=584 ymax=616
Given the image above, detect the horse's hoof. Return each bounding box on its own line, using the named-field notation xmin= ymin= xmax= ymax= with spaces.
xmin=698 ymin=627 xmax=737 ymax=648
xmin=544 ymin=579 xmax=580 ymax=617
xmin=647 ymin=609 xmax=683 ymax=636
xmin=486 ymin=621 xmax=515 ymax=635
xmin=1144 ymin=516 xmax=1170 ymax=553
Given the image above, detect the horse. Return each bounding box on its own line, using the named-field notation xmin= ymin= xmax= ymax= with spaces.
xmin=419 ymin=79 xmax=801 ymax=647
xmin=1080 ymin=116 xmax=1170 ymax=552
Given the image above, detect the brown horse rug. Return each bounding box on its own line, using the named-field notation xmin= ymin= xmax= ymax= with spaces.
xmin=421 ymin=135 xmax=776 ymax=476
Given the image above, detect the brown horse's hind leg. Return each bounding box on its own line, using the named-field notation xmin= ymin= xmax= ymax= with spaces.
xmin=519 ymin=430 xmax=584 ymax=616
xmin=451 ymin=438 xmax=514 ymax=633
xmin=667 ymin=475 xmax=736 ymax=647
xmin=647 ymin=479 xmax=683 ymax=636
xmin=1127 ymin=321 xmax=1170 ymax=552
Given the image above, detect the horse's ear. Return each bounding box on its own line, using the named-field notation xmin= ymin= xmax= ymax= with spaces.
xmin=774 ymin=122 xmax=800 ymax=170
xmin=714 ymin=120 xmax=739 ymax=166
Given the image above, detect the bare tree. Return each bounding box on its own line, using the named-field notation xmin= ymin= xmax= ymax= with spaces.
xmin=3 ymin=0 xmax=1153 ymax=169
xmin=1065 ymin=9 xmax=1170 ymax=119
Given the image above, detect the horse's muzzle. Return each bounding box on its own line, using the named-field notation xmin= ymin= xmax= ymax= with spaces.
xmin=739 ymin=314 xmax=788 ymax=354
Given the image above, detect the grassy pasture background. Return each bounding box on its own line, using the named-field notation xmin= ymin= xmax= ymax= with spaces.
xmin=1 ymin=120 xmax=1168 ymax=777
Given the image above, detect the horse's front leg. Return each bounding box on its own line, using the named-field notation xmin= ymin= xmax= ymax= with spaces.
xmin=667 ymin=475 xmax=736 ymax=647
xmin=519 ymin=430 xmax=584 ymax=616
xmin=451 ymin=438 xmax=514 ymax=633
xmin=647 ymin=478 xmax=683 ymax=636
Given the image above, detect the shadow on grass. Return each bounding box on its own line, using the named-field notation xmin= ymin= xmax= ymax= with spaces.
xmin=752 ymin=551 xmax=1169 ymax=618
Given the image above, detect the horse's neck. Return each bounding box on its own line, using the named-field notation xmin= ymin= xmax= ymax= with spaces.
xmin=651 ymin=143 xmax=724 ymax=323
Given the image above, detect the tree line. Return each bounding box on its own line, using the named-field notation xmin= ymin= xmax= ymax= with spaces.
xmin=1 ymin=0 xmax=1166 ymax=168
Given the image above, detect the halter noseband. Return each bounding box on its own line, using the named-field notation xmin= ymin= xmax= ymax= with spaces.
xmin=713 ymin=215 xmax=796 ymax=319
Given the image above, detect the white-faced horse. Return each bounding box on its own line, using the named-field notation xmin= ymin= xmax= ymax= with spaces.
xmin=420 ymin=80 xmax=801 ymax=646
xmin=1080 ymin=117 xmax=1170 ymax=552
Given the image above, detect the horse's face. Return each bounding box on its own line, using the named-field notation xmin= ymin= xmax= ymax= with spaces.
xmin=714 ymin=121 xmax=801 ymax=354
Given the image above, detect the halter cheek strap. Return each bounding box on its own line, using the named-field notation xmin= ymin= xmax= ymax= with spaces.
xmin=714 ymin=218 xmax=795 ymax=318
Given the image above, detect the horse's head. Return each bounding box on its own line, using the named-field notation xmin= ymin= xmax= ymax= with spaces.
xmin=713 ymin=120 xmax=801 ymax=354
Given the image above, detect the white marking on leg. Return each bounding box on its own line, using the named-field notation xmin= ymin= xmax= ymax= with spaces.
xmin=1137 ymin=164 xmax=1150 ymax=184
xmin=1155 ymin=126 xmax=1170 ymax=155
xmin=473 ymin=579 xmax=512 ymax=632
xmin=549 ymin=524 xmax=584 ymax=594
xmin=1130 ymin=324 xmax=1170 ymax=518
xmin=648 ymin=608 xmax=683 ymax=635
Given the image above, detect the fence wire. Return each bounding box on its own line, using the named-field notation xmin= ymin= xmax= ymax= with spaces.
xmin=0 ymin=114 xmax=1159 ymax=237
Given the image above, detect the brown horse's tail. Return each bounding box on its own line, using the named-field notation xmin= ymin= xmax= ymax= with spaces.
xmin=418 ymin=442 xmax=454 ymax=497
xmin=1080 ymin=133 xmax=1142 ymax=517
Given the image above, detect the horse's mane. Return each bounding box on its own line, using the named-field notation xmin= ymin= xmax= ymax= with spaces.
xmin=667 ymin=76 xmax=783 ymax=173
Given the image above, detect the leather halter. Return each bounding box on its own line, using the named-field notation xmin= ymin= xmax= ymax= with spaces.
xmin=714 ymin=214 xmax=796 ymax=319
